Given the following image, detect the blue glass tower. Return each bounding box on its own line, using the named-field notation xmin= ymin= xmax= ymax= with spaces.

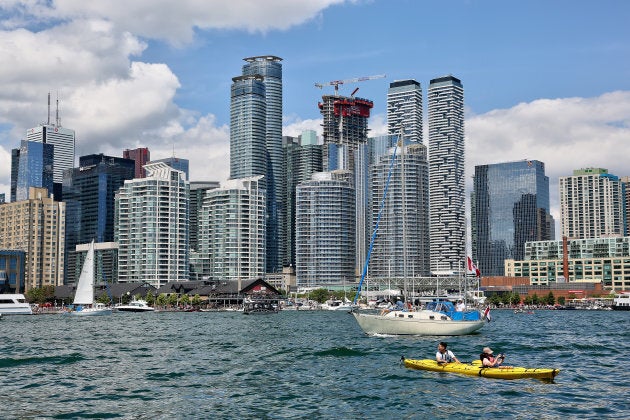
xmin=150 ymin=156 xmax=189 ymax=180
xmin=15 ymin=140 xmax=54 ymax=201
xmin=63 ymin=153 xmax=135 ymax=284
xmin=472 ymin=160 xmax=555 ymax=276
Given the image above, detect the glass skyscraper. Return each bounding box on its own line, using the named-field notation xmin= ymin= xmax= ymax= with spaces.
xmin=26 ymin=124 xmax=75 ymax=184
xmin=472 ymin=160 xmax=554 ymax=276
xmin=63 ymin=154 xmax=135 ymax=284
xmin=387 ymin=79 xmax=423 ymax=144
xmin=150 ymin=156 xmax=190 ymax=180
xmin=428 ymin=75 xmax=465 ymax=274
xmin=242 ymin=56 xmax=283 ymax=274
xmin=15 ymin=140 xmax=54 ymax=201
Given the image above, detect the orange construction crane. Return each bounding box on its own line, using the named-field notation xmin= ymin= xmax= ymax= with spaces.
xmin=314 ymin=74 xmax=386 ymax=95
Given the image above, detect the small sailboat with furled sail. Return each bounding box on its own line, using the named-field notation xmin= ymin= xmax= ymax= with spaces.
xmin=70 ymin=240 xmax=112 ymax=316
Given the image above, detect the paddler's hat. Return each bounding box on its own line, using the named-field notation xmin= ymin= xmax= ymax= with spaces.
xmin=483 ymin=347 xmax=493 ymax=354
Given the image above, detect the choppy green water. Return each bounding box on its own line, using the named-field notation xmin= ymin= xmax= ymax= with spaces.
xmin=1 ymin=310 xmax=629 ymax=419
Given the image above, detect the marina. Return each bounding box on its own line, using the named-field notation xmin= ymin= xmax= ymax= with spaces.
xmin=1 ymin=309 xmax=627 ymax=418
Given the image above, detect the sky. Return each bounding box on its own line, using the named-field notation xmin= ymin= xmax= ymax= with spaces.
xmin=1 ymin=0 xmax=629 ymax=226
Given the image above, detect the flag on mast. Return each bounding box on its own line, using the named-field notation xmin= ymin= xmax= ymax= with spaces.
xmin=467 ymin=256 xmax=481 ymax=277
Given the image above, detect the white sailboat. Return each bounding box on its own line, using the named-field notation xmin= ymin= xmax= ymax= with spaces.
xmin=71 ymin=240 xmax=112 ymax=316
xmin=351 ymin=135 xmax=485 ymax=336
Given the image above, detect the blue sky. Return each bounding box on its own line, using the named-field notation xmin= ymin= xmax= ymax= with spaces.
xmin=1 ymin=0 xmax=629 ymax=222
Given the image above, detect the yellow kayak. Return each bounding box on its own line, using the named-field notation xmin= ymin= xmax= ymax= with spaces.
xmin=402 ymin=358 xmax=560 ymax=381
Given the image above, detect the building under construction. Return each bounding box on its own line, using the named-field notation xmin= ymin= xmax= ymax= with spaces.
xmin=319 ymin=95 xmax=373 ymax=175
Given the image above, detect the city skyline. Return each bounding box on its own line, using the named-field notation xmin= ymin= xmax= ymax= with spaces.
xmin=0 ymin=1 xmax=629 ymax=227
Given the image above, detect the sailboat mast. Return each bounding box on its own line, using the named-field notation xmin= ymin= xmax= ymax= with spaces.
xmin=400 ymin=127 xmax=408 ymax=299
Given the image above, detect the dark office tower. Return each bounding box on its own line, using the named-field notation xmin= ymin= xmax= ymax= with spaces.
xmin=10 ymin=148 xmax=20 ymax=202
xmin=283 ymin=131 xmax=323 ymax=267
xmin=16 ymin=140 xmax=54 ymax=201
xmin=428 ymin=75 xmax=465 ymax=274
xmin=472 ymin=160 xmax=554 ymax=276
xmin=63 ymin=154 xmax=135 ymax=284
xmin=241 ymin=56 xmax=283 ymax=274
xmin=0 ymin=194 xmax=4 ymax=204
xmin=123 ymin=147 xmax=150 ymax=178
xmin=319 ymin=94 xmax=373 ymax=174
xmin=189 ymin=181 xmax=220 ymax=252
xmin=150 ymin=156 xmax=190 ymax=180
xmin=387 ymin=80 xmax=423 ymax=144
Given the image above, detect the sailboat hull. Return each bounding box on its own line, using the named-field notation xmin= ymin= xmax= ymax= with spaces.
xmin=352 ymin=310 xmax=485 ymax=336
xmin=70 ymin=307 xmax=112 ymax=316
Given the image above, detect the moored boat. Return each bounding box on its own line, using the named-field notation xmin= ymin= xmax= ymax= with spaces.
xmin=352 ymin=300 xmax=485 ymax=336
xmin=0 ymin=293 xmax=33 ymax=315
xmin=612 ymin=293 xmax=630 ymax=311
xmin=402 ymin=357 xmax=560 ymax=381
xmin=116 ymin=299 xmax=155 ymax=312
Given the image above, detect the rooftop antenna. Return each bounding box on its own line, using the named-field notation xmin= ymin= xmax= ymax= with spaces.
xmin=47 ymin=92 xmax=51 ymax=125
xmin=55 ymin=91 xmax=60 ymax=127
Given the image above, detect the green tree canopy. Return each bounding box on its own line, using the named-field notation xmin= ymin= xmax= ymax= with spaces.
xmin=310 ymin=288 xmax=330 ymax=304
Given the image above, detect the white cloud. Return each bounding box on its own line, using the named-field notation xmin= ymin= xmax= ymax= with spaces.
xmin=2 ymin=0 xmax=350 ymax=44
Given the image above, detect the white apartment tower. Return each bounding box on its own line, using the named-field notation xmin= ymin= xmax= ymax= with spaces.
xmin=296 ymin=171 xmax=355 ymax=287
xmin=115 ymin=162 xmax=189 ymax=288
xmin=370 ymin=144 xmax=430 ymax=279
xmin=560 ymin=168 xmax=624 ymax=239
xmin=387 ymin=80 xmax=423 ymax=143
xmin=428 ymin=75 xmax=466 ymax=274
xmin=199 ymin=176 xmax=266 ymax=281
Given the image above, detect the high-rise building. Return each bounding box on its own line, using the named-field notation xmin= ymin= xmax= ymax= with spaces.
xmin=387 ymin=80 xmax=423 ymax=144
xmin=0 ymin=194 xmax=4 ymax=204
xmin=26 ymin=124 xmax=75 ymax=184
xmin=199 ymin=176 xmax=266 ymax=282
xmin=242 ymin=56 xmax=283 ymax=274
xmin=296 ymin=171 xmax=355 ymax=287
xmin=283 ymin=134 xmax=323 ymax=267
xmin=0 ymin=187 xmax=65 ymax=291
xmin=428 ymin=75 xmax=466 ymax=274
xmin=319 ymin=94 xmax=373 ymax=173
xmin=370 ymin=144 xmax=430 ymax=279
xmin=559 ymin=168 xmax=624 ymax=239
xmin=115 ymin=162 xmax=189 ymax=288
xmin=618 ymin=176 xmax=630 ymax=236
xmin=472 ymin=160 xmax=554 ymax=276
xmin=189 ymin=181 xmax=220 ymax=252
xmin=15 ymin=140 xmax=54 ymax=201
xmin=123 ymin=147 xmax=150 ymax=178
xmin=63 ymin=154 xmax=135 ymax=284
xmin=150 ymin=156 xmax=190 ymax=180
xmin=10 ymin=148 xmax=20 ymax=202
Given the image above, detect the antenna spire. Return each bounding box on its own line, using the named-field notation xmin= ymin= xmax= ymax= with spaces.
xmin=47 ymin=92 xmax=50 ymax=125
xmin=55 ymin=92 xmax=60 ymax=127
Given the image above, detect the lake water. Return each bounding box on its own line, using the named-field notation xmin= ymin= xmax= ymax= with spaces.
xmin=1 ymin=309 xmax=629 ymax=419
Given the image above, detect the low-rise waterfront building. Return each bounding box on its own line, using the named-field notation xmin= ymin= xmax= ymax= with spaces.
xmin=505 ymin=236 xmax=630 ymax=291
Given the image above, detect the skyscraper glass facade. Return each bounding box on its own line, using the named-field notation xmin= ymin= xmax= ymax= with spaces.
xmin=16 ymin=140 xmax=54 ymax=201
xmin=242 ymin=56 xmax=283 ymax=274
xmin=63 ymin=154 xmax=135 ymax=284
xmin=428 ymin=75 xmax=465 ymax=273
xmin=472 ymin=160 xmax=554 ymax=276
xmin=26 ymin=124 xmax=75 ymax=183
